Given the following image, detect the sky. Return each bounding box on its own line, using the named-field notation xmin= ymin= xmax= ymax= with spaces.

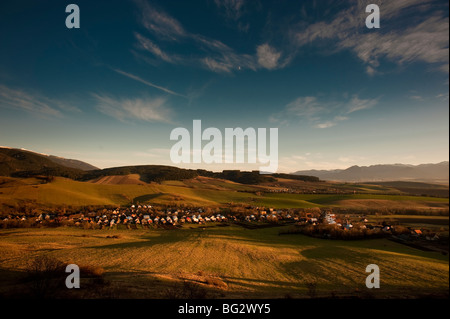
xmin=0 ymin=0 xmax=448 ymax=172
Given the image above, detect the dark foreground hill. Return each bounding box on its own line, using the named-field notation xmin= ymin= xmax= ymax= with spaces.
xmin=0 ymin=147 xmax=86 ymax=179
xmin=0 ymin=147 xmax=318 ymax=184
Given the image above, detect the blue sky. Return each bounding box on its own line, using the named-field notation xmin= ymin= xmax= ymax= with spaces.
xmin=0 ymin=0 xmax=448 ymax=172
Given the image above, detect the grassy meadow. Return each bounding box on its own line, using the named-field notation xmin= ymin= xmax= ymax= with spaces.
xmin=0 ymin=225 xmax=448 ymax=299
xmin=0 ymin=175 xmax=448 ymax=298
xmin=0 ymin=176 xmax=448 ymax=210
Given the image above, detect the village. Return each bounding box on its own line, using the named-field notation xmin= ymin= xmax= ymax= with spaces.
xmin=0 ymin=204 xmax=442 ymax=245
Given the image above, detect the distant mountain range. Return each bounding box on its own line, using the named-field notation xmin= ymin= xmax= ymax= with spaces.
xmin=1 ymin=146 xmax=448 ymax=184
xmin=293 ymin=162 xmax=449 ymax=183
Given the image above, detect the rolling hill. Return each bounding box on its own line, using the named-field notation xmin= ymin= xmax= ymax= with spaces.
xmin=46 ymin=155 xmax=98 ymax=171
xmin=0 ymin=147 xmax=317 ymax=185
xmin=0 ymin=147 xmax=85 ymax=178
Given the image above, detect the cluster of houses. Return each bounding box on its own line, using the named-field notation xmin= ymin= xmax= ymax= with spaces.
xmin=1 ymin=205 xmax=302 ymax=228
xmin=0 ymin=206 xmax=440 ymax=241
xmin=319 ymin=211 xmax=441 ymax=240
xmin=322 ymin=211 xmax=356 ymax=230
xmin=61 ymin=206 xmax=306 ymax=228
xmin=267 ymin=187 xmax=357 ymax=195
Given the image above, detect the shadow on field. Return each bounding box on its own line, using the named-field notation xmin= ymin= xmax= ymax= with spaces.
xmin=300 ymin=245 xmax=378 ymax=263
xmin=0 ymin=267 xmax=28 ymax=298
xmin=133 ymin=193 xmax=165 ymax=203
xmin=84 ymin=230 xmax=193 ymax=250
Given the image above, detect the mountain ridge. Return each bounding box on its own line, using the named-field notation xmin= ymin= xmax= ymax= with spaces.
xmin=293 ymin=162 xmax=449 ymax=183
xmin=1 ymin=146 xmax=448 ymax=184
xmin=0 ymin=147 xmax=98 ymax=176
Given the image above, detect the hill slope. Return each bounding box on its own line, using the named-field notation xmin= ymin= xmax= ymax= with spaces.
xmin=0 ymin=147 xmax=85 ymax=178
xmin=0 ymin=147 xmax=98 ymax=172
xmin=47 ymin=155 xmax=98 ymax=171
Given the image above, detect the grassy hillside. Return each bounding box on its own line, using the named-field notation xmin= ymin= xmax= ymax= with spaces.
xmin=0 ymin=176 xmax=448 ymax=210
xmin=0 ymin=226 xmax=447 ymax=298
xmin=0 ymin=148 xmax=84 ymax=178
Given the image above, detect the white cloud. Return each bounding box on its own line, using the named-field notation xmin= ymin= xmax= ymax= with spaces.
xmin=315 ymin=116 xmax=349 ymax=129
xmin=202 ymin=57 xmax=233 ymax=73
xmin=285 ymin=96 xmax=323 ymax=117
xmin=315 ymin=121 xmax=336 ymax=129
xmin=133 ymin=1 xmax=288 ymax=74
xmin=366 ymin=66 xmax=377 ymax=76
xmin=112 ymin=68 xmax=185 ymax=98
xmin=134 ymin=33 xmax=177 ymax=63
xmin=271 ymin=94 xmax=377 ymax=128
xmin=346 ymin=96 xmax=377 ymax=113
xmin=292 ymin=0 xmax=449 ymax=74
xmin=134 ymin=0 xmax=187 ymax=41
xmin=0 ymin=84 xmax=80 ymax=117
xmin=257 ymin=44 xmax=282 ymax=70
xmin=94 ymin=94 xmax=173 ymax=123
xmin=344 ymin=15 xmax=449 ymax=71
xmin=409 ymin=95 xmax=424 ymax=101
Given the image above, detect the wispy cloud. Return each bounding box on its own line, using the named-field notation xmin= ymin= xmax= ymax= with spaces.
xmin=202 ymin=57 xmax=234 ymax=74
xmin=134 ymin=0 xmax=187 ymax=41
xmin=133 ymin=1 xmax=287 ymax=74
xmin=314 ymin=116 xmax=349 ymax=129
xmin=256 ymin=43 xmax=283 ymax=70
xmin=271 ymin=94 xmax=377 ymax=128
xmin=0 ymin=84 xmax=81 ymax=117
xmin=409 ymin=95 xmax=424 ymax=101
xmin=112 ymin=68 xmax=186 ymax=98
xmin=346 ymin=96 xmax=378 ymax=114
xmin=134 ymin=33 xmax=178 ymax=63
xmin=292 ymin=0 xmax=449 ymax=74
xmin=93 ymin=93 xmax=173 ymax=123
xmin=284 ymin=96 xmax=324 ymax=118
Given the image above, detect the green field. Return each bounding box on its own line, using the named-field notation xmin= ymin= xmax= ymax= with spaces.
xmin=0 ymin=225 xmax=448 ymax=298
xmin=0 ymin=177 xmax=448 ymax=210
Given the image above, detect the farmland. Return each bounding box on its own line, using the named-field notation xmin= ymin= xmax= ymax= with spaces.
xmin=0 ymin=225 xmax=448 ymax=299
xmin=0 ymin=174 xmax=448 ymax=299
xmin=0 ymin=176 xmax=448 ymax=211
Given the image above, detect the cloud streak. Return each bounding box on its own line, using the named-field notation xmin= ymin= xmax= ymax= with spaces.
xmin=134 ymin=0 xmax=187 ymax=41
xmin=0 ymin=84 xmax=80 ymax=117
xmin=93 ymin=93 xmax=173 ymax=123
xmin=112 ymin=68 xmax=186 ymax=98
xmin=133 ymin=1 xmax=288 ymax=73
xmin=292 ymin=0 xmax=449 ymax=74
xmin=271 ymin=94 xmax=378 ymax=128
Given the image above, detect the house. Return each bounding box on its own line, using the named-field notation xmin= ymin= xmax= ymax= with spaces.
xmin=343 ymin=223 xmax=353 ymax=230
xmin=324 ymin=212 xmax=336 ymax=224
xmin=412 ymin=229 xmax=422 ymax=236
